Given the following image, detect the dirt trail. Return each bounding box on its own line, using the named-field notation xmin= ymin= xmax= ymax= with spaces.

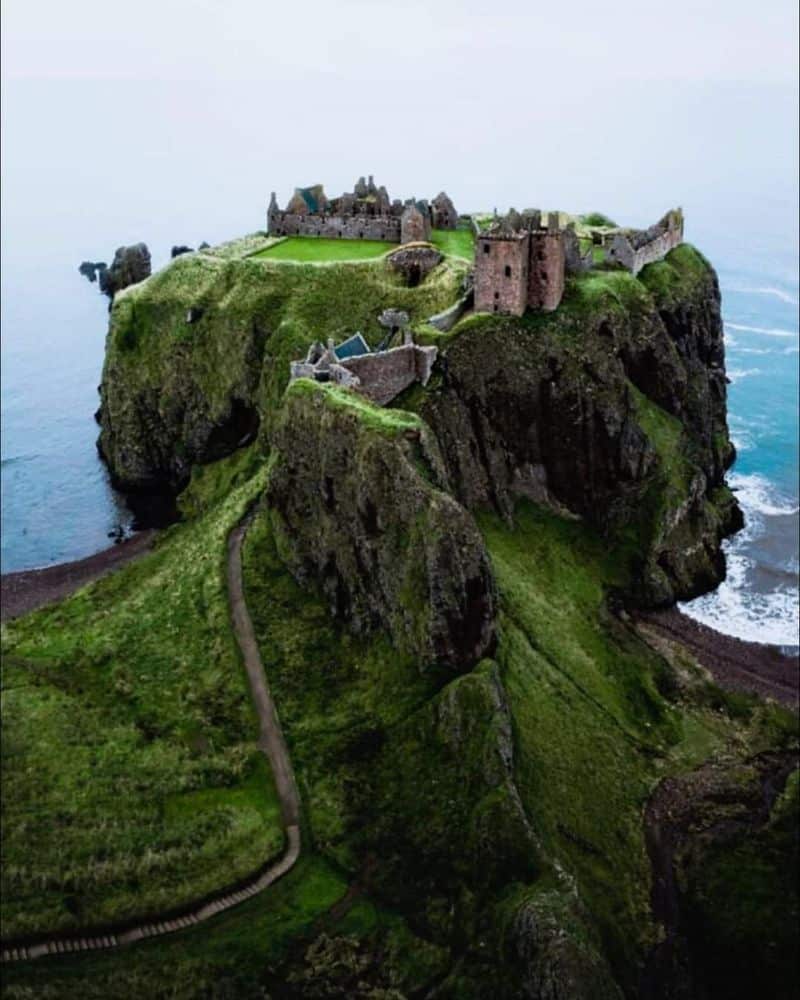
xmin=1 ymin=512 xmax=301 ymax=964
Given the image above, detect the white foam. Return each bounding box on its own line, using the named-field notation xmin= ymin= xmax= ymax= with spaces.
xmin=723 ymin=285 xmax=799 ymax=305
xmin=728 ymin=368 xmax=762 ymax=383
xmin=731 ymin=473 xmax=799 ymax=517
xmin=681 ymin=473 xmax=800 ymax=646
xmin=725 ymin=322 xmax=798 ymax=339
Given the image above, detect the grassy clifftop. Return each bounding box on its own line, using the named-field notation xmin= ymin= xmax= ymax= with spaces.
xmin=98 ymin=247 xmax=469 ymax=494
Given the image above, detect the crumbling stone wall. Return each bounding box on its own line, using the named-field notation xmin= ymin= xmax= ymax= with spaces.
xmin=563 ymin=224 xmax=593 ymax=274
xmin=606 ymin=209 xmax=684 ymax=275
xmin=431 ymin=191 xmax=458 ymax=229
xmin=400 ymin=203 xmax=431 ymax=244
xmin=387 ymin=245 xmax=443 ymax=285
xmin=338 ymin=342 xmax=437 ymax=405
xmin=269 ymin=211 xmax=402 ymax=241
xmin=267 ymin=180 xmax=456 ymax=245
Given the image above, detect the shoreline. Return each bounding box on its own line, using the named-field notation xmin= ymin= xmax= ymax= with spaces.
xmin=637 ymin=606 xmax=798 ymax=708
xmin=1 ymin=530 xmax=157 ymax=623
xmin=2 ymin=534 xmax=797 ymax=710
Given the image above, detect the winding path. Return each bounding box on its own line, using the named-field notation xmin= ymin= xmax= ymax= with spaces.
xmin=1 ymin=513 xmax=302 ymax=964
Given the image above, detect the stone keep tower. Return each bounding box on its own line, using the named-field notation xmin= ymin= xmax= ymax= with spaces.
xmin=474 ymin=211 xmax=566 ymax=316
xmin=528 ymin=214 xmax=565 ymax=311
xmin=474 ymin=230 xmax=530 ymax=315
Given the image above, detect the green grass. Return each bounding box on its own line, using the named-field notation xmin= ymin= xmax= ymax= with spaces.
xmin=286 ymin=379 xmax=425 ymax=438
xmin=430 ymin=227 xmax=475 ymax=260
xmin=252 ymin=237 xmax=396 ymax=262
xmin=1 ymin=472 xmax=284 ymax=938
xmin=477 ymin=499 xmax=776 ymax=986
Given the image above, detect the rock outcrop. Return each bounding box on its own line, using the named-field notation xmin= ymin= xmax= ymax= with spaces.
xmin=99 ymin=243 xmax=152 ymax=298
xmin=417 ymin=245 xmax=740 ymax=604
xmin=265 ymin=380 xmax=495 ymax=673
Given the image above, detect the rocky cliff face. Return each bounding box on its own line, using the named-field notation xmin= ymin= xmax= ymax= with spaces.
xmin=413 ymin=245 xmax=740 ymax=604
xmin=97 ymin=246 xmax=469 ymax=496
xmin=266 ymin=380 xmax=495 ymax=673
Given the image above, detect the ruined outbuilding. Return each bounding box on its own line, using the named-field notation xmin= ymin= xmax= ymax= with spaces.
xmin=267 ymin=176 xmax=456 ymax=245
xmin=290 ymin=323 xmax=437 ymax=406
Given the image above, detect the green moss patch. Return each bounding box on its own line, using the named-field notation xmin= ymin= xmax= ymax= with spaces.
xmin=1 ymin=472 xmax=284 ymax=937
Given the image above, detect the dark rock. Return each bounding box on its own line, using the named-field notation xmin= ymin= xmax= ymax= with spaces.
xmin=265 ymin=381 xmax=495 ymax=674
xmin=98 ymin=243 xmax=151 ymax=299
xmin=79 ymin=261 xmax=108 ymax=284
xmin=198 ymin=241 xmax=210 ymax=250
xmin=171 ymin=245 xmax=194 ymax=258
xmin=417 ymin=254 xmax=739 ymax=604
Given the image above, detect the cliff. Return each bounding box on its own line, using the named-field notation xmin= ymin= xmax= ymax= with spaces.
xmin=407 ymin=244 xmax=741 ymax=605
xmin=96 ymin=243 xmax=468 ymax=495
xmin=8 ymin=237 xmax=785 ymax=998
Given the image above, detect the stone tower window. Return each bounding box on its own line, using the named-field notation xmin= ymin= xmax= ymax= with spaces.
xmin=504 ymin=265 xmax=512 ymax=278
xmin=483 ymin=243 xmax=491 ymax=254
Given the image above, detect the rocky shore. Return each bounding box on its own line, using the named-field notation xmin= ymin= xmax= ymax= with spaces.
xmin=1 ymin=530 xmax=156 ymax=622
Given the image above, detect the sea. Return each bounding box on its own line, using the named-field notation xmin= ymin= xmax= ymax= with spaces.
xmin=1 ymin=80 xmax=797 ymax=650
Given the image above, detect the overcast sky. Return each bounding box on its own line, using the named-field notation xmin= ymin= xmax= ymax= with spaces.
xmin=3 ymin=0 xmax=798 ymax=83
xmin=2 ymin=0 xmax=798 ymax=272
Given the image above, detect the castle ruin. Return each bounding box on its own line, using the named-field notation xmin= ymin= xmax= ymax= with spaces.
xmin=290 ymin=320 xmax=437 ymax=406
xmin=474 ymin=210 xmax=566 ymax=316
xmin=474 ymin=207 xmax=684 ymax=316
xmin=604 ymin=209 xmax=684 ymax=275
xmin=267 ymin=176 xmax=458 ymax=245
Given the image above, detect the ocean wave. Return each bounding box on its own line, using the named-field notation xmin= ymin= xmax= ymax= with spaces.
xmin=725 ymin=322 xmax=798 ymax=339
xmin=730 ymin=472 xmax=800 ymax=517
xmin=681 ymin=473 xmax=799 ymax=645
xmin=681 ymin=554 xmax=798 ymax=646
xmin=728 ymin=368 xmax=762 ymax=383
xmin=722 ymin=286 xmax=799 ymax=305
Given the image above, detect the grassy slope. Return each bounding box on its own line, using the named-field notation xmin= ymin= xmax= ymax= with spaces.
xmin=430 ymin=227 xmax=476 ymax=260
xmin=252 ymin=237 xmax=396 ymax=262
xmin=106 ymin=249 xmax=469 ymax=443
xmin=0 ymin=472 xmax=284 ymax=938
xmin=481 ymin=500 xmax=797 ymax=988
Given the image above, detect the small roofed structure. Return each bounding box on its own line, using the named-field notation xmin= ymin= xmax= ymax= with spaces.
xmin=290 ymin=320 xmax=437 ymax=406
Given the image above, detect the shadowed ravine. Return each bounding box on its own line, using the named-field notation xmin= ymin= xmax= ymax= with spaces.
xmin=0 ymin=512 xmax=302 ymax=964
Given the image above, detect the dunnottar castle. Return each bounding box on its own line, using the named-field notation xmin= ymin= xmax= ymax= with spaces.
xmin=269 ymin=177 xmax=683 ymax=318
xmin=275 ymin=177 xmax=684 ymax=404
xmin=268 ymin=175 xmax=458 ymax=245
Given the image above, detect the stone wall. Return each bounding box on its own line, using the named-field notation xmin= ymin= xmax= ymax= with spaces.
xmin=474 ymin=234 xmax=530 ymax=316
xmin=268 ymin=210 xmax=402 ymax=242
xmin=340 ymin=342 xmax=437 ymax=405
xmin=528 ymin=231 xmax=566 ymax=311
xmin=606 ymin=209 xmax=684 ymax=275
xmin=387 ymin=245 xmax=443 ymax=285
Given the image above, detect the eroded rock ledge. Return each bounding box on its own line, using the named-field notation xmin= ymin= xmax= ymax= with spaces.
xmin=265 ymin=380 xmax=495 ymax=674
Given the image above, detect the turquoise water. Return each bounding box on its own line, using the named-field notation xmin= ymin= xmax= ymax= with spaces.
xmin=679 ymin=264 xmax=799 ymax=648
xmin=1 ymin=78 xmax=797 ymax=646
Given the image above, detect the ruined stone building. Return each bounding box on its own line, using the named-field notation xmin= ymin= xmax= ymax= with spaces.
xmin=474 ymin=207 xmax=685 ymax=316
xmin=605 ymin=209 xmax=684 ymax=275
xmin=474 ymin=211 xmax=566 ymax=316
xmin=290 ymin=325 xmax=437 ymax=406
xmin=267 ymin=176 xmax=457 ymax=245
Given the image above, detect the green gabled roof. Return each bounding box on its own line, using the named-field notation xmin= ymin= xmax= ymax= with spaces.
xmin=297 ymin=187 xmax=319 ymax=213
xmin=334 ymin=333 xmax=370 ymax=361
